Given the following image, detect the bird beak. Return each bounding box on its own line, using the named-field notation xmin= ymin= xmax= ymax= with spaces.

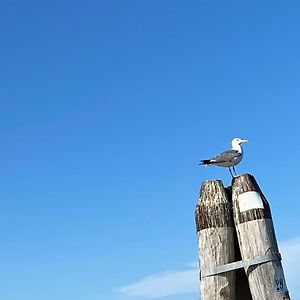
xmin=239 ymin=139 xmax=248 ymax=144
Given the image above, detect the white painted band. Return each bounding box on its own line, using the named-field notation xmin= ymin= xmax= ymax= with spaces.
xmin=238 ymin=191 xmax=264 ymax=212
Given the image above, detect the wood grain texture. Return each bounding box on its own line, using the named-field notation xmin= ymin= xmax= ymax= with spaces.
xmin=195 ymin=180 xmax=235 ymax=300
xmin=233 ymin=221 xmax=253 ymax=300
xmin=232 ymin=174 xmax=290 ymax=300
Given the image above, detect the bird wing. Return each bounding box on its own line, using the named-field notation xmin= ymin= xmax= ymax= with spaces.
xmin=209 ymin=149 xmax=241 ymax=164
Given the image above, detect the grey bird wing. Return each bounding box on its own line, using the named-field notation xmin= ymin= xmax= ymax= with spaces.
xmin=200 ymin=150 xmax=241 ymax=165
xmin=210 ymin=149 xmax=241 ymax=163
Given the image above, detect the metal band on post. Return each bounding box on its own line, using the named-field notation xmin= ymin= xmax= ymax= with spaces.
xmin=201 ymin=252 xmax=282 ymax=279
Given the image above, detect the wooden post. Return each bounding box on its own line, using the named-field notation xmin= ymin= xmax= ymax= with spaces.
xmin=232 ymin=174 xmax=290 ymax=300
xmin=195 ymin=180 xmax=235 ymax=300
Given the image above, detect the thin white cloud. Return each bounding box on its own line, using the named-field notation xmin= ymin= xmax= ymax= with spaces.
xmin=117 ymin=236 xmax=300 ymax=299
xmin=117 ymin=268 xmax=199 ymax=299
xmin=280 ymin=237 xmax=300 ymax=299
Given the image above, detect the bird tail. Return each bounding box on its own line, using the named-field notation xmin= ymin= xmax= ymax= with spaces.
xmin=199 ymin=159 xmax=211 ymax=165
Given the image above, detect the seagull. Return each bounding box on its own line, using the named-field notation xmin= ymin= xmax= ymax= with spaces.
xmin=199 ymin=138 xmax=248 ymax=177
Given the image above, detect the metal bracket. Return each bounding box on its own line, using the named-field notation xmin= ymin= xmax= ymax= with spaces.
xmin=201 ymin=252 xmax=281 ymax=279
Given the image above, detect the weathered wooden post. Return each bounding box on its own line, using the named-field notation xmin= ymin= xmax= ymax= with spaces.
xmin=232 ymin=174 xmax=290 ymax=300
xmin=195 ymin=180 xmax=235 ymax=300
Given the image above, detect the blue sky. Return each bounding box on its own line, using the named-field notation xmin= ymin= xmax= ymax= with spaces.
xmin=1 ymin=1 xmax=300 ymax=299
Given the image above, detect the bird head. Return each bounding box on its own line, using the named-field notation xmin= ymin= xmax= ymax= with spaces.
xmin=232 ymin=137 xmax=248 ymax=148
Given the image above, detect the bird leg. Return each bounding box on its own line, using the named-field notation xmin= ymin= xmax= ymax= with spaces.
xmin=233 ymin=166 xmax=237 ymax=176
xmin=228 ymin=167 xmax=234 ymax=178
